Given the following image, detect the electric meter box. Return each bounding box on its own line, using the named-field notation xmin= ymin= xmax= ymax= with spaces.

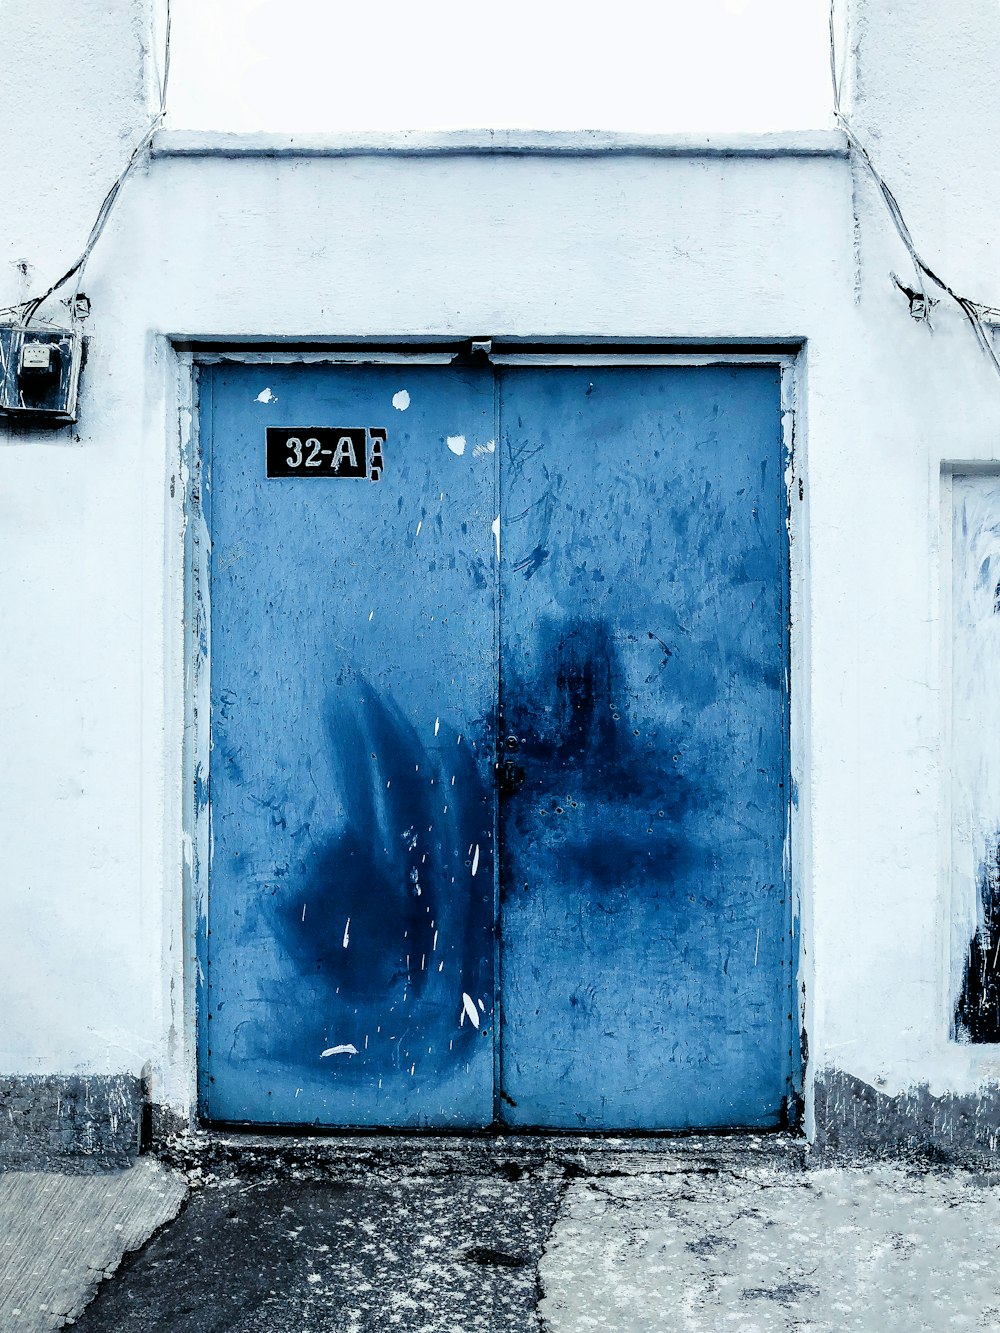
xmin=0 ymin=324 xmax=83 ymax=423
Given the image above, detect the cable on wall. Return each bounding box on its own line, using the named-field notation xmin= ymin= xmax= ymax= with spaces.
xmin=7 ymin=0 xmax=1000 ymax=377
xmin=829 ymin=0 xmax=1000 ymax=378
xmin=3 ymin=0 xmax=171 ymax=327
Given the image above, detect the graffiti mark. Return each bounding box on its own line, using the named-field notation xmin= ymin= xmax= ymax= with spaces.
xmin=956 ymin=839 xmax=1000 ymax=1043
xmin=512 ymin=545 xmax=550 ymax=579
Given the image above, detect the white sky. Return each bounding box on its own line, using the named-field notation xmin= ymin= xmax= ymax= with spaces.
xmin=167 ymin=0 xmax=833 ymax=134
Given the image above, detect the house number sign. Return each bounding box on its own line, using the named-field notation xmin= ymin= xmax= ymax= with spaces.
xmin=266 ymin=427 xmax=386 ymax=481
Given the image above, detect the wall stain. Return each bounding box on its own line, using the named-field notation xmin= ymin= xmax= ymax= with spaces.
xmin=955 ymin=839 xmax=1000 ymax=1043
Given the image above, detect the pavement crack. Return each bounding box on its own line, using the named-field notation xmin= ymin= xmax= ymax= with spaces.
xmin=534 ymin=1175 xmax=573 ymax=1333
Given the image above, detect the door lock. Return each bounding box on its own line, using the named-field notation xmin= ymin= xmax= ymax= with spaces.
xmin=498 ymin=757 xmax=525 ymax=796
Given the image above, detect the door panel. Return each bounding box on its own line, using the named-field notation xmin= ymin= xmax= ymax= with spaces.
xmin=497 ymin=365 xmax=791 ymax=1129
xmin=202 ymin=362 xmax=498 ymax=1127
xmin=200 ymin=358 xmax=792 ymax=1131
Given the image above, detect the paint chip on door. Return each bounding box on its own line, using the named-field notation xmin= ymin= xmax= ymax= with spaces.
xmin=461 ymin=994 xmax=481 ymax=1029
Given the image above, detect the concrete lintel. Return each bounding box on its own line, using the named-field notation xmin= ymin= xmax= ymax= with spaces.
xmin=151 ymin=128 xmax=849 ymax=162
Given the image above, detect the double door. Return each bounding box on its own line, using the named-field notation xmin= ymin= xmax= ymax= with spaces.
xmin=199 ymin=358 xmax=793 ymax=1130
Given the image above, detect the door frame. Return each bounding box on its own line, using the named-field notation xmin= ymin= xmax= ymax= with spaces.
xmin=175 ymin=340 xmax=809 ymax=1131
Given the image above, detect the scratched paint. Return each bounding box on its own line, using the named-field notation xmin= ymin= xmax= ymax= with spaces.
xmin=951 ymin=475 xmax=1000 ymax=1042
xmin=203 ymin=360 xmax=791 ymax=1131
xmin=498 ymin=366 xmax=792 ymax=1129
xmin=202 ymin=362 xmax=496 ymax=1127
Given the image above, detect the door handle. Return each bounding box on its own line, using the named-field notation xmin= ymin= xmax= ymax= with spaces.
xmin=498 ymin=757 xmax=526 ymax=797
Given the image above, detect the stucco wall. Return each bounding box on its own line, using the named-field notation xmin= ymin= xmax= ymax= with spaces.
xmin=0 ymin=0 xmax=162 ymax=1122
xmin=812 ymin=0 xmax=1000 ymax=1153
xmin=5 ymin=0 xmax=1000 ymax=1154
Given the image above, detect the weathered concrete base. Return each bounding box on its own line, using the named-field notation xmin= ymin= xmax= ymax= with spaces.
xmin=148 ymin=1098 xmax=190 ymax=1147
xmin=0 ymin=1075 xmax=144 ymax=1170
xmin=155 ymin=1126 xmax=808 ymax=1182
xmin=540 ymin=1161 xmax=1000 ymax=1332
xmin=0 ymin=1158 xmax=188 ymax=1332
xmin=11 ymin=1066 xmax=1000 ymax=1173
xmin=813 ymin=1068 xmax=1000 ymax=1164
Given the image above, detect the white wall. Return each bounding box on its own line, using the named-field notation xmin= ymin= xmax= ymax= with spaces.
xmin=5 ymin=0 xmax=1000 ymax=1132
xmin=813 ymin=0 xmax=1000 ymax=1107
xmin=0 ymin=0 xmax=163 ymax=1082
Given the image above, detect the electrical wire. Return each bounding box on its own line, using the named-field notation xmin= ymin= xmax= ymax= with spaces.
xmin=829 ymin=0 xmax=1000 ymax=377
xmin=11 ymin=0 xmax=1000 ymax=377
xmin=18 ymin=0 xmax=171 ymax=327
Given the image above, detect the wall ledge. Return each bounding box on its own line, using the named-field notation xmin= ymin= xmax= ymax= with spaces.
xmin=151 ymin=128 xmax=849 ymax=161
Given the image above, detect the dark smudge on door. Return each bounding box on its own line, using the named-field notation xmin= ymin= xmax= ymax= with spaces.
xmin=270 ymin=683 xmax=491 ymax=1083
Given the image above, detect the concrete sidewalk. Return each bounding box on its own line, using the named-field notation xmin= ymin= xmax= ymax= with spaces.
xmin=542 ymin=1158 xmax=1000 ymax=1331
xmin=4 ymin=1137 xmax=1000 ymax=1330
xmin=0 ymin=1158 xmax=188 ymax=1331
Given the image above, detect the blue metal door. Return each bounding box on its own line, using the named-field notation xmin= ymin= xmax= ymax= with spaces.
xmin=201 ymin=362 xmax=498 ymax=1127
xmin=497 ymin=365 xmax=792 ymax=1128
xmin=200 ymin=358 xmax=791 ymax=1130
